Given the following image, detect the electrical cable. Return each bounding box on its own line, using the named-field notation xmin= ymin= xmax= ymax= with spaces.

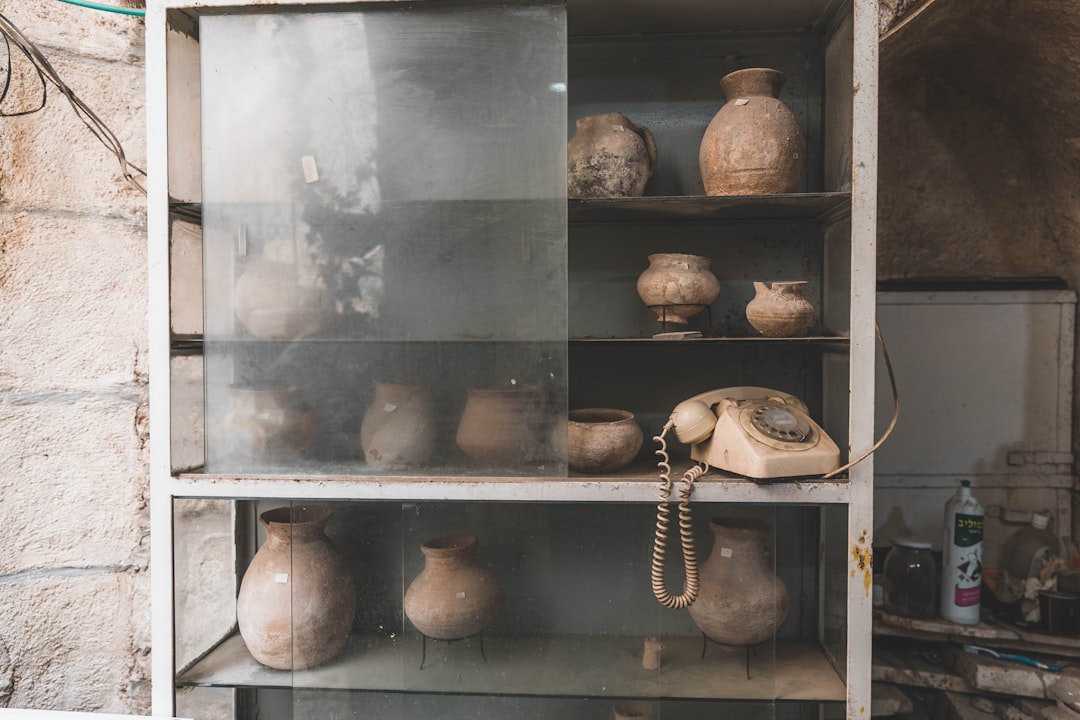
xmin=0 ymin=11 xmax=146 ymax=193
xmin=55 ymin=0 xmax=146 ymax=17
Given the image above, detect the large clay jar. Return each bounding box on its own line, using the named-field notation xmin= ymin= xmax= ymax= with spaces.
xmin=224 ymin=385 xmax=316 ymax=464
xmin=567 ymin=113 xmax=658 ymax=198
xmin=236 ymin=506 xmax=357 ymax=670
xmin=456 ymin=387 xmax=546 ymax=465
xmin=745 ymin=281 xmax=815 ymax=337
xmin=234 ymin=257 xmax=330 ymax=339
xmin=688 ymin=518 xmax=790 ymax=647
xmin=404 ymin=535 xmax=502 ymax=640
xmin=636 ymin=253 xmax=721 ymax=325
xmin=699 ymin=68 xmax=806 ymax=196
xmin=360 ymin=382 xmax=437 ymax=469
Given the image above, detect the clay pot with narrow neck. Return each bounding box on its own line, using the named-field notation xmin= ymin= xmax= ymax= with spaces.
xmin=636 ymin=253 xmax=721 ymax=326
xmin=360 ymin=382 xmax=437 ymax=469
xmin=688 ymin=518 xmax=790 ymax=647
xmin=568 ymin=112 xmax=658 ymax=198
xmin=455 ymin=387 xmax=547 ymax=465
xmin=699 ymin=68 xmax=806 ymax=196
xmin=404 ymin=535 xmax=502 ymax=640
xmin=745 ymin=281 xmax=815 ymax=337
xmin=236 ymin=506 xmax=357 ymax=670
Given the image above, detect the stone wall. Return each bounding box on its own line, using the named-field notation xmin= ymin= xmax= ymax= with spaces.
xmin=0 ymin=1 xmax=149 ymax=712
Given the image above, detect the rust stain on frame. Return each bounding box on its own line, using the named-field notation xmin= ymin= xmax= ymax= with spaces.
xmin=852 ymin=529 xmax=872 ymax=596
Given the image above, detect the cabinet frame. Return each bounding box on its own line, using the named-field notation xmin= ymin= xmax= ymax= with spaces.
xmin=146 ymin=0 xmax=878 ymax=716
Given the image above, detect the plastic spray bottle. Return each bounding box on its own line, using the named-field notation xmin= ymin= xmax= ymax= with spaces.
xmin=940 ymin=479 xmax=984 ymax=624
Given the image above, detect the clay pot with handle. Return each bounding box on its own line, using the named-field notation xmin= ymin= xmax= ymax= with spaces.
xmin=568 ymin=112 xmax=657 ymax=198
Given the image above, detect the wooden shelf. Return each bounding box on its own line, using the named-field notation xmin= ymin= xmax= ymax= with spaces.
xmin=178 ymin=632 xmax=845 ymax=702
xmin=569 ymin=194 xmax=851 ymax=224
xmin=172 ymin=462 xmax=851 ymax=503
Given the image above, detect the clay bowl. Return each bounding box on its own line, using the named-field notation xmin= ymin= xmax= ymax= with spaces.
xmin=567 ymin=408 xmax=644 ymax=474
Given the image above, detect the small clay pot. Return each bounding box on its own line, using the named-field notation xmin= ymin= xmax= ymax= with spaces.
xmin=567 ymin=408 xmax=643 ymax=474
xmin=613 ymin=701 xmax=655 ymax=720
xmin=745 ymin=281 xmax=815 ymax=337
xmin=568 ymin=112 xmax=657 ymax=198
xmin=636 ymin=253 xmax=721 ymax=326
xmin=404 ymin=535 xmax=502 ymax=640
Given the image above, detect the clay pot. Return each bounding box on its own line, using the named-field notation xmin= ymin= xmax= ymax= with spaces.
xmin=234 ymin=257 xmax=329 ymax=339
xmin=566 ymin=408 xmax=643 ymax=474
xmin=236 ymin=506 xmax=357 ymax=670
xmin=699 ymin=68 xmax=806 ymax=196
xmin=688 ymin=518 xmax=790 ymax=647
xmin=456 ymin=387 xmax=546 ymax=465
xmin=636 ymin=253 xmax=721 ymax=325
xmin=568 ymin=112 xmax=657 ymax=198
xmin=360 ymin=382 xmax=436 ymax=469
xmin=613 ymin=702 xmax=655 ymax=720
xmin=404 ymin=535 xmax=502 ymax=640
xmin=745 ymin=281 xmax=815 ymax=337
xmin=224 ymin=385 xmax=316 ymax=463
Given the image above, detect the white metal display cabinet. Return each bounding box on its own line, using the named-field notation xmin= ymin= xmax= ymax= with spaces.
xmin=147 ymin=0 xmax=878 ymax=718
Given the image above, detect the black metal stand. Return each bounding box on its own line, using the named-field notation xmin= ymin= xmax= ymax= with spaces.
xmin=700 ymin=633 xmax=760 ymax=680
xmin=648 ymin=304 xmax=714 ymax=336
xmin=419 ymin=632 xmax=488 ymax=670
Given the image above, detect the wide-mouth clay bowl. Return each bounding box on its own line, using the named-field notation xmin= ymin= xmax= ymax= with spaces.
xmin=567 ymin=408 xmax=644 ymax=474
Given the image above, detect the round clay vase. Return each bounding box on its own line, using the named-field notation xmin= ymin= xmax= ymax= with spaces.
xmin=455 ymin=387 xmax=546 ymax=465
xmin=636 ymin=253 xmax=721 ymax=325
xmin=404 ymin=535 xmax=502 ymax=640
xmin=234 ymin=257 xmax=330 ymax=339
xmin=360 ymin=382 xmax=437 ymax=469
xmin=745 ymin=281 xmax=815 ymax=337
xmin=688 ymin=518 xmax=790 ymax=647
xmin=236 ymin=506 xmax=357 ymax=670
xmin=613 ymin=702 xmax=655 ymax=720
xmin=566 ymin=408 xmax=644 ymax=474
xmin=699 ymin=68 xmax=806 ymax=196
xmin=224 ymin=385 xmax=316 ymax=463
xmin=567 ymin=112 xmax=658 ymax=198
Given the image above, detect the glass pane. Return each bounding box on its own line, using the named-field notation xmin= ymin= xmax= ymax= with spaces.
xmin=198 ymin=2 xmax=568 ymax=475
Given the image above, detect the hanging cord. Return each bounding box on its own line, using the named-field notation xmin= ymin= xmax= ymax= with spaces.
xmin=0 ymin=11 xmax=146 ymax=193
xmin=822 ymin=320 xmax=899 ymax=479
xmin=651 ymin=419 xmax=706 ymax=609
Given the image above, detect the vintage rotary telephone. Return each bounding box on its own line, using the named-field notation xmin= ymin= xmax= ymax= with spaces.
xmin=650 ymin=386 xmax=841 ymax=609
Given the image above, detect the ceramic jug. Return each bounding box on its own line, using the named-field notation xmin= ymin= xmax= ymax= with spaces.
xmin=236 ymin=506 xmax=357 ymax=670
xmin=699 ymin=68 xmax=806 ymax=196
xmin=636 ymin=253 xmax=721 ymax=325
xmin=360 ymin=382 xmax=437 ymax=469
xmin=404 ymin=534 xmax=502 ymax=640
xmin=745 ymin=281 xmax=815 ymax=337
xmin=568 ymin=112 xmax=657 ymax=198
xmin=456 ymin=387 xmax=546 ymax=465
xmin=688 ymin=518 xmax=790 ymax=647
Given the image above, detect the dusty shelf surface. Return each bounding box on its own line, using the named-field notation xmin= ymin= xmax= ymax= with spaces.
xmin=568 ymin=194 xmax=851 ymax=223
xmin=178 ymin=633 xmax=846 ymax=701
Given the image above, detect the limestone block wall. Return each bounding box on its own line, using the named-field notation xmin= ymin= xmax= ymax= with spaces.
xmin=0 ymin=1 xmax=150 ymax=712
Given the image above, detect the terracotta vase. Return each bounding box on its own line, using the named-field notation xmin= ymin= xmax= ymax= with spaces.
xmin=360 ymin=382 xmax=437 ymax=469
xmin=236 ymin=506 xmax=357 ymax=670
xmin=224 ymin=385 xmax=316 ymax=464
xmin=566 ymin=408 xmax=643 ymax=474
xmin=745 ymin=281 xmax=815 ymax=337
xmin=404 ymin=535 xmax=502 ymax=640
xmin=636 ymin=253 xmax=720 ymax=325
xmin=567 ymin=112 xmax=658 ymax=198
xmin=699 ymin=68 xmax=806 ymax=196
xmin=455 ymin=387 xmax=546 ymax=465
xmin=613 ymin=702 xmax=655 ymax=720
xmin=688 ymin=518 xmax=790 ymax=647
xmin=234 ymin=257 xmax=329 ymax=339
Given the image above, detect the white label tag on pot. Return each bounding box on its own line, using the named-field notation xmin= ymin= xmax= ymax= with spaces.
xmin=720 ymin=547 xmax=733 ymax=558
xmin=274 ymin=573 xmax=289 ymax=583
xmin=612 ymin=124 xmax=625 ymax=132
xmin=301 ymin=156 xmax=319 ymax=183
xmin=735 ymin=98 xmax=750 ymax=106
xmin=456 ymin=591 xmax=466 ymax=599
xmin=383 ymin=403 xmax=398 ymax=413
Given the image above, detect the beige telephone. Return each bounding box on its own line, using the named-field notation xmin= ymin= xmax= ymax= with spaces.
xmin=651 ymin=387 xmax=840 ymax=609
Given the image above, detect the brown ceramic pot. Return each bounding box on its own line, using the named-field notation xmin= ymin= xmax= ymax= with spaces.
xmin=360 ymin=382 xmax=437 ymax=469
xmin=234 ymin=257 xmax=329 ymax=339
xmin=236 ymin=506 xmax=357 ymax=670
xmin=404 ymin=535 xmax=502 ymax=640
xmin=699 ymin=68 xmax=806 ymax=196
xmin=613 ymin=701 xmax=655 ymax=720
xmin=224 ymin=384 xmax=316 ymax=464
xmin=745 ymin=281 xmax=815 ymax=337
xmin=455 ymin=387 xmax=546 ymax=465
xmin=636 ymin=253 xmax=720 ymax=325
xmin=566 ymin=408 xmax=643 ymax=474
xmin=687 ymin=518 xmax=790 ymax=647
xmin=567 ymin=112 xmax=657 ymax=198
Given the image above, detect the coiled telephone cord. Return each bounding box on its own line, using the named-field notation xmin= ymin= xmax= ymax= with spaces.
xmin=651 ymin=420 xmax=706 ymax=609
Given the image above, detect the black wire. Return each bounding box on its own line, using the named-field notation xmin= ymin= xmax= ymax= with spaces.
xmin=0 ymin=27 xmax=47 ymax=116
xmin=0 ymin=11 xmax=145 ymax=193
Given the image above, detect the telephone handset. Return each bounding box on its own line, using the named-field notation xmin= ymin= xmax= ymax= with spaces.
xmin=651 ymin=387 xmax=840 ymax=609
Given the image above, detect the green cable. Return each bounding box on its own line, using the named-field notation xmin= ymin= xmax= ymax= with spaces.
xmin=55 ymin=0 xmax=146 ymax=16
